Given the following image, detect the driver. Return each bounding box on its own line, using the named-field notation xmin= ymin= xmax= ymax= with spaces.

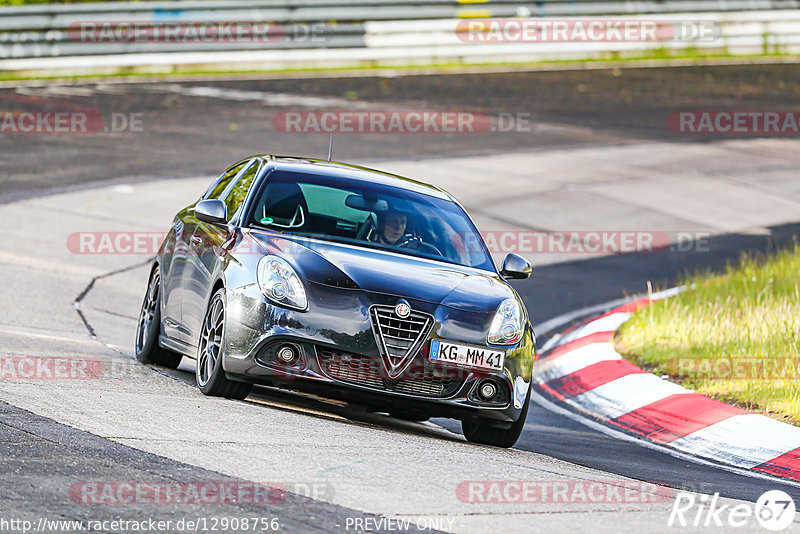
xmin=374 ymin=208 xmax=416 ymax=247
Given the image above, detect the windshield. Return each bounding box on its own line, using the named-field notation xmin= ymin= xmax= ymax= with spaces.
xmin=247 ymin=170 xmax=495 ymax=272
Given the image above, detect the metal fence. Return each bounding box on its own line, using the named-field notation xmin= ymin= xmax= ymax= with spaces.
xmin=0 ymin=0 xmax=797 ymax=73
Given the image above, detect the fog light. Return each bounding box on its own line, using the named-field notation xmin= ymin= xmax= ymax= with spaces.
xmin=277 ymin=344 xmax=299 ymax=364
xmin=479 ymin=380 xmax=498 ymax=400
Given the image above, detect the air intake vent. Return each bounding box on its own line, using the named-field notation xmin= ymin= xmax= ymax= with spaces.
xmin=316 ymin=348 xmax=462 ymax=398
xmin=317 ymin=349 xmax=383 ymax=389
xmin=370 ymin=305 xmax=433 ymax=378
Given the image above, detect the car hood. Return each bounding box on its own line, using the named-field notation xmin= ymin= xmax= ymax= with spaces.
xmin=249 ymin=231 xmax=513 ymax=312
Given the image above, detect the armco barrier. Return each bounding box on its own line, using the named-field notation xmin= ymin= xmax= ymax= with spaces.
xmin=0 ymin=0 xmax=797 ymax=73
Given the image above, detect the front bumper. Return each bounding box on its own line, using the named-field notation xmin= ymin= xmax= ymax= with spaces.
xmin=222 ymin=282 xmax=535 ymax=426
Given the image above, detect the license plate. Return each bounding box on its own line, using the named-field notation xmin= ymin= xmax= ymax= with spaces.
xmin=429 ymin=340 xmax=505 ymax=371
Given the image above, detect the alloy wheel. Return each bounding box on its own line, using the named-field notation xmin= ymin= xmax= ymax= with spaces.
xmin=197 ymin=296 xmax=224 ymax=387
xmin=135 ymin=270 xmax=159 ymax=354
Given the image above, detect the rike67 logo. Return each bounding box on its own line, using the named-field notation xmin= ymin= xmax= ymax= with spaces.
xmin=669 ymin=490 xmax=796 ymax=531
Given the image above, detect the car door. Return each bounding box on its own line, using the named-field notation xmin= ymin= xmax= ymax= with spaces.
xmin=181 ymin=158 xmax=262 ymax=343
xmin=163 ymin=160 xmax=249 ymax=343
xmin=160 ymin=208 xmax=191 ymax=341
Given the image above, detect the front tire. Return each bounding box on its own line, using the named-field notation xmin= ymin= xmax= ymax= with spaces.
xmin=196 ymin=288 xmax=252 ymax=400
xmin=461 ymin=382 xmax=531 ymax=448
xmin=135 ymin=265 xmax=183 ymax=369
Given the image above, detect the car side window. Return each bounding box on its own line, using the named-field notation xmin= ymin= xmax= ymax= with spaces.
xmin=203 ymin=161 xmax=248 ymax=200
xmin=221 ymin=160 xmax=261 ymax=221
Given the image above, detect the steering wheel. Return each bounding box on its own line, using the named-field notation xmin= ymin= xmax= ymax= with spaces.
xmin=394 ymin=235 xmax=443 ymax=257
xmin=419 ymin=242 xmax=443 ymax=256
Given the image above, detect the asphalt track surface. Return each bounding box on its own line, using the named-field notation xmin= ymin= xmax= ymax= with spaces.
xmin=3 ymin=65 xmax=800 ymax=532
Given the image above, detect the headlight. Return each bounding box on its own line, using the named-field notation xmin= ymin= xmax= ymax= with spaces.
xmin=487 ymin=298 xmax=523 ymax=345
xmin=257 ymin=255 xmax=307 ymax=311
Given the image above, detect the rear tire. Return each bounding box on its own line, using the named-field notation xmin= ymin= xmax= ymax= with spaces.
xmin=196 ymin=288 xmax=252 ymax=400
xmin=461 ymin=382 xmax=531 ymax=448
xmin=135 ymin=265 xmax=183 ymax=369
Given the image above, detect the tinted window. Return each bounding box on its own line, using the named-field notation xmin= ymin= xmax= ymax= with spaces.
xmin=205 ymin=161 xmax=247 ymax=200
xmin=302 ymin=183 xmax=372 ymax=229
xmin=221 ymin=161 xmax=260 ymax=221
xmin=248 ymin=170 xmax=494 ymax=272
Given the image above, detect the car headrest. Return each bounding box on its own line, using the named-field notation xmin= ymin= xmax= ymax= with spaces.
xmin=264 ymin=182 xmax=307 ymax=220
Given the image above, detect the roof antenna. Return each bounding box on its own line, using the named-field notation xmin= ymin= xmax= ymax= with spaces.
xmin=327 ymin=133 xmax=334 ymax=162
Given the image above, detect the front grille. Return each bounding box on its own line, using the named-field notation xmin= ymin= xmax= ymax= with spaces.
xmin=316 ymin=348 xmax=462 ymax=398
xmin=317 ymin=349 xmax=383 ymax=388
xmin=395 ymin=379 xmax=449 ymax=397
xmin=370 ymin=305 xmax=433 ymax=377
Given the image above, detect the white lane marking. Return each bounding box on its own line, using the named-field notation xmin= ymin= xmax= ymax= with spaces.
xmin=531 ymin=390 xmax=800 ymax=490
xmin=15 ymin=85 xmax=95 ymax=97
xmin=568 ymin=374 xmax=691 ymax=420
xmin=670 ymin=414 xmax=800 ymax=469
xmin=535 ymin=286 xmax=685 ymax=350
xmin=534 ymin=342 xmax=621 ymax=383
xmin=535 ymin=296 xmax=632 ymax=343
xmin=146 ymin=84 xmax=381 ymax=109
xmin=558 ymin=312 xmax=632 ymax=346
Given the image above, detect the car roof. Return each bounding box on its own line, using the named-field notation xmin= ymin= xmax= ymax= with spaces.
xmin=250 ymin=155 xmax=454 ymax=201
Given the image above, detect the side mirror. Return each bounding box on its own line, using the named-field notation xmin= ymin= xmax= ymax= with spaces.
xmin=500 ymin=253 xmax=533 ymax=280
xmin=195 ymin=199 xmax=227 ymax=225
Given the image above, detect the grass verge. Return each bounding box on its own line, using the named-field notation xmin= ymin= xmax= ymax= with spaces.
xmin=615 ymin=243 xmax=800 ymax=425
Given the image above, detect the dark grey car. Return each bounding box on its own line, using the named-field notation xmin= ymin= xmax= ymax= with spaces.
xmin=135 ymin=156 xmax=535 ymax=447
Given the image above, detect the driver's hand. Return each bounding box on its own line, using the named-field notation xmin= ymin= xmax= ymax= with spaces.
xmin=394 ymin=234 xmax=421 ymax=249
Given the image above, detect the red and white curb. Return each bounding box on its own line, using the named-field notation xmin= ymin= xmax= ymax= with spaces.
xmin=534 ymin=290 xmax=800 ymax=482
